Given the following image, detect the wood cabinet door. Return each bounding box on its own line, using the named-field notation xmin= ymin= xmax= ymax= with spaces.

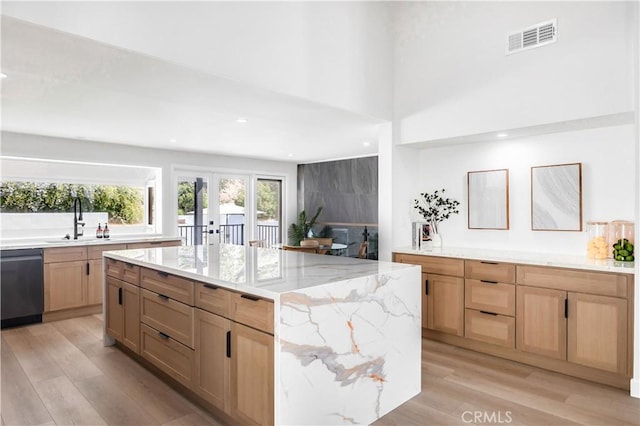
xmin=230 ymin=322 xmax=274 ymax=426
xmin=567 ymin=292 xmax=627 ymax=374
xmin=426 ymin=273 xmax=464 ymax=336
xmin=105 ymin=277 xmax=123 ymax=341
xmin=516 ymin=286 xmax=566 ymax=360
xmin=122 ymin=282 xmax=140 ymax=354
xmin=87 ymin=259 xmax=103 ymax=305
xmin=44 ymin=261 xmax=87 ymax=312
xmin=421 ymin=272 xmax=429 ymax=329
xmin=194 ymin=309 xmax=231 ymax=413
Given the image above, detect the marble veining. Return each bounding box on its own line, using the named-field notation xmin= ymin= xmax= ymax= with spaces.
xmin=277 ymin=268 xmax=421 ymax=425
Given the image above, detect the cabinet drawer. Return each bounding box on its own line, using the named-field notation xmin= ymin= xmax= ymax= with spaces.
xmin=141 ymin=289 xmax=194 ymax=348
xmin=516 ymin=265 xmax=629 ymax=298
xmin=395 ymin=254 xmax=464 ymax=277
xmin=465 ymin=279 xmax=515 ymax=316
xmin=195 ymin=282 xmax=232 ymax=318
xmin=88 ymin=244 xmax=127 ymax=260
xmin=121 ymin=262 xmax=140 ymax=285
xmin=465 ymin=309 xmax=515 ymax=348
xmin=140 ymin=323 xmax=194 ymax=388
xmin=141 ymin=268 xmax=194 ymax=305
xmin=465 ymin=260 xmax=515 ymax=284
xmin=230 ymin=293 xmax=274 ymax=334
xmin=44 ymin=246 xmax=87 ymax=263
xmin=105 ymin=258 xmax=123 ymax=279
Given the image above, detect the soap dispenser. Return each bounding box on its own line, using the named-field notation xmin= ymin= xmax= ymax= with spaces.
xmin=103 ymin=223 xmax=110 ymax=239
xmin=96 ymin=223 xmax=103 ymax=239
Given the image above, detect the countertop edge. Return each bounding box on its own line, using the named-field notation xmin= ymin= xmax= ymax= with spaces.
xmin=393 ymin=247 xmax=635 ymax=275
xmin=1 ymin=236 xmax=182 ymax=250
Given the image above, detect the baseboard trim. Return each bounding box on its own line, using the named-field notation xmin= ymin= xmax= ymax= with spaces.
xmin=43 ymin=304 xmax=102 ymax=322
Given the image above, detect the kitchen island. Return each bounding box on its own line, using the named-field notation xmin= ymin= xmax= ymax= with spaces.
xmin=103 ymin=244 xmax=421 ymax=425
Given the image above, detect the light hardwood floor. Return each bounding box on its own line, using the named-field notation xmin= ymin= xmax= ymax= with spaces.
xmin=2 ymin=315 xmax=639 ymax=425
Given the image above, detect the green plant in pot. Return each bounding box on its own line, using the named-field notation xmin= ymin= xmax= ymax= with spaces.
xmin=288 ymin=207 xmax=323 ymax=246
xmin=413 ymin=189 xmax=460 ymax=247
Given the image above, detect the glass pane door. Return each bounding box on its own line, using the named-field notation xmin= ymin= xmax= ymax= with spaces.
xmin=176 ymin=176 xmax=209 ymax=246
xmin=214 ymin=174 xmax=248 ymax=246
xmin=256 ymin=178 xmax=282 ymax=247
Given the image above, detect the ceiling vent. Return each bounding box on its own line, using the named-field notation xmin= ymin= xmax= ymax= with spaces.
xmin=506 ymin=19 xmax=557 ymax=55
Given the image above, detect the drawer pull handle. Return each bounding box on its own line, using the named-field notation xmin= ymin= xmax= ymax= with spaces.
xmin=241 ymin=294 xmax=260 ymax=302
xmin=157 ymin=271 xmax=169 ymax=277
xmin=158 ymin=332 xmax=170 ymax=340
xmin=425 ymin=279 xmax=429 ymax=295
xmin=226 ymin=330 xmax=231 ymax=358
xmin=203 ymin=284 xmax=219 ymax=290
xmin=480 ymin=261 xmax=498 ymax=265
xmin=150 ymin=241 xmax=163 ymax=245
xmin=157 ymin=294 xmax=169 ymax=300
xmin=479 ymin=310 xmax=498 ymax=316
xmin=480 ymin=280 xmax=498 ymax=284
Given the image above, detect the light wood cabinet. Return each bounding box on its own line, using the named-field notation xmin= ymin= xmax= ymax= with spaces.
xmin=127 ymin=240 xmax=181 ymax=250
xmin=567 ymin=292 xmax=627 ymax=374
xmin=105 ymin=275 xmax=140 ymax=353
xmin=140 ymin=288 xmax=194 ymax=348
xmin=141 ymin=267 xmax=194 ymax=305
xmin=426 ymin=273 xmax=464 ymax=336
xmin=393 ymin=251 xmax=634 ymax=390
xmin=194 ymin=308 xmax=231 ymax=412
xmin=140 ymin=323 xmax=194 ymax=388
xmin=87 ymin=258 xmax=104 ymax=305
xmin=231 ymin=322 xmax=274 ymax=426
xmin=44 ymin=260 xmax=87 ymax=311
xmin=516 ymin=285 xmax=567 ymax=360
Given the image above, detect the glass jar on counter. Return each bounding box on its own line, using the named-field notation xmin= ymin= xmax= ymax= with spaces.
xmin=610 ymin=220 xmax=635 ymax=262
xmin=586 ymin=221 xmax=609 ymax=259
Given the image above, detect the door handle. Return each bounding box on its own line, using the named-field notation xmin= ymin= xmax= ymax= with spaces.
xmin=226 ymin=330 xmax=231 ymax=358
xmin=118 ymin=287 xmax=123 ymax=305
xmin=425 ymin=279 xmax=429 ymax=295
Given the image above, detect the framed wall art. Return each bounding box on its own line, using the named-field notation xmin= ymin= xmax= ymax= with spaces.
xmin=531 ymin=163 xmax=583 ymax=231
xmin=467 ymin=169 xmax=509 ymax=230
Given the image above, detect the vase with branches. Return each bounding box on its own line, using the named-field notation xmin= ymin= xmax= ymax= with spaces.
xmin=287 ymin=207 xmax=323 ymax=246
xmin=413 ymin=189 xmax=460 ymax=238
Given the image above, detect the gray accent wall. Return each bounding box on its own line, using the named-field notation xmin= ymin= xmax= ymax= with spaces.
xmin=298 ymin=156 xmax=378 ymax=258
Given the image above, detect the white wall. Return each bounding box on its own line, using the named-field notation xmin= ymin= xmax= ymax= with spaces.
xmin=393 ymin=1 xmax=635 ymax=143
xmin=1 ymin=1 xmax=394 ymax=120
xmin=413 ymin=124 xmax=635 ymax=255
xmin=0 ymin=132 xmax=298 ymax=241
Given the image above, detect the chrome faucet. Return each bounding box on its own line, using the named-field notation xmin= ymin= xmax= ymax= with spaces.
xmin=73 ymin=197 xmax=85 ymax=239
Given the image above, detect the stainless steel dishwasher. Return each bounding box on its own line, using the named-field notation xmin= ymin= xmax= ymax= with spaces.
xmin=1 ymin=248 xmax=44 ymax=328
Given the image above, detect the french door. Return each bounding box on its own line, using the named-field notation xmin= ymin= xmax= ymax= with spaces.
xmin=176 ymin=171 xmax=258 ymax=247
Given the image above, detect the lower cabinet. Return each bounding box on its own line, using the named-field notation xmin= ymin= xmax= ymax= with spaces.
xmin=194 ymin=308 xmax=231 ymax=412
xmin=45 ymin=260 xmax=87 ymax=311
xmin=230 ymin=322 xmax=274 ymax=426
xmin=87 ymin=258 xmax=104 ymax=305
xmin=516 ymin=286 xmax=567 ymax=360
xmin=426 ymin=273 xmax=464 ymax=336
xmin=105 ymin=276 xmax=140 ymax=353
xmin=140 ymin=323 xmax=194 ymax=388
xmin=567 ymin=292 xmax=627 ymax=374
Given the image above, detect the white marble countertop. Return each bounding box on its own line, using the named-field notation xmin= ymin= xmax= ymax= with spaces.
xmin=393 ymin=246 xmax=636 ymax=275
xmin=104 ymin=244 xmax=417 ymax=300
xmin=0 ymin=235 xmax=182 ymax=250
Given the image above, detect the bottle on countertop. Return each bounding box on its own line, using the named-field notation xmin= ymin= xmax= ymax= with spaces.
xmin=96 ymin=223 xmax=103 ymax=238
xmin=103 ymin=223 xmax=110 ymax=239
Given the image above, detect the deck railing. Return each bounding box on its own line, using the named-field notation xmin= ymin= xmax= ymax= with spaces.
xmin=178 ymin=223 xmax=280 ymax=247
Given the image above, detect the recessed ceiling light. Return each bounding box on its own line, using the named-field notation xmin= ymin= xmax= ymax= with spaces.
xmin=363 ymin=141 xmax=371 ymax=147
xmin=0 ymin=72 xmax=7 ymax=79
xmin=497 ymin=133 xmax=508 ymax=138
xmin=169 ymin=138 xmax=177 ymax=143
xmin=287 ymin=153 xmax=293 ymax=158
xmin=236 ymin=118 xmax=248 ymax=124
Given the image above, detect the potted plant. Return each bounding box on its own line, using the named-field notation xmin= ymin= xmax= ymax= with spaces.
xmin=288 ymin=207 xmax=323 ymax=246
xmin=413 ymin=189 xmax=460 ymax=247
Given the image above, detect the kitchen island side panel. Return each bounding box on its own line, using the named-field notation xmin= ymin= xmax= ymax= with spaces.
xmin=276 ymin=265 xmax=421 ymax=425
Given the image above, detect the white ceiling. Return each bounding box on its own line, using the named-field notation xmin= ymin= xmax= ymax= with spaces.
xmin=0 ymin=16 xmax=385 ymax=163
